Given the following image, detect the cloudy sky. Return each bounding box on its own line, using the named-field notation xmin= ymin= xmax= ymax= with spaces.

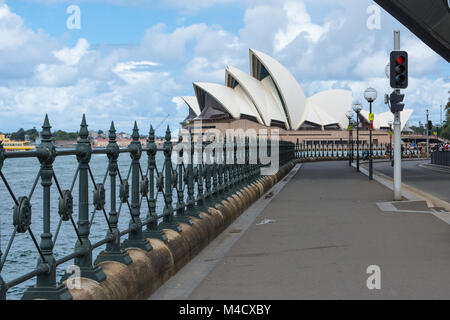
xmin=0 ymin=0 xmax=448 ymax=135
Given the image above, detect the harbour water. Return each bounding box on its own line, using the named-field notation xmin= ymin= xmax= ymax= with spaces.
xmin=0 ymin=151 xmax=166 ymax=299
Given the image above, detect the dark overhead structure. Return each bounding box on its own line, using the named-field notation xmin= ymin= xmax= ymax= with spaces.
xmin=374 ymin=0 xmax=450 ymax=62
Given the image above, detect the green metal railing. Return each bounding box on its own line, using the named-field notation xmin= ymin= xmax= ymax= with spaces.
xmin=295 ymin=140 xmax=423 ymax=159
xmin=0 ymin=115 xmax=295 ymax=300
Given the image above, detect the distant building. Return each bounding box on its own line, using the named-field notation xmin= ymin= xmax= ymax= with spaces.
xmin=117 ymin=132 xmax=131 ymax=140
xmin=88 ymin=130 xmax=99 ymax=139
xmin=181 ymin=48 xmax=413 ymax=145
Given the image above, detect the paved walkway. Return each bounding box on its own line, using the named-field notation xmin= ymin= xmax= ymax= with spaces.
xmin=186 ymin=161 xmax=450 ymax=299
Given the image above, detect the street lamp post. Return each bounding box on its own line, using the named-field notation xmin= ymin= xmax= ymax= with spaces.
xmin=346 ymin=111 xmax=353 ymax=167
xmin=353 ymin=102 xmax=363 ymax=172
xmin=364 ymin=87 xmax=377 ymax=180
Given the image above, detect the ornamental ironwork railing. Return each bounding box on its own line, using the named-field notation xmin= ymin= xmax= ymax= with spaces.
xmin=295 ymin=140 xmax=424 ymax=159
xmin=0 ymin=115 xmax=295 ymax=300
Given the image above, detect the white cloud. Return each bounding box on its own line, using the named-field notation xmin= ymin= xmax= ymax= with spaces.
xmin=172 ymin=96 xmax=186 ymax=114
xmin=0 ymin=0 xmax=448 ymax=133
xmin=274 ymin=1 xmax=331 ymax=53
xmin=0 ymin=4 xmax=59 ymax=81
xmin=403 ymin=36 xmax=441 ymax=77
xmin=139 ymin=23 xmax=208 ymax=63
xmin=53 ymin=38 xmax=90 ymax=65
xmin=353 ymin=50 xmax=389 ymax=79
xmin=113 ymin=60 xmax=166 ymax=85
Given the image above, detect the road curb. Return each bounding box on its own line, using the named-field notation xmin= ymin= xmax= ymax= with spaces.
xmin=357 ymin=163 xmax=450 ymax=213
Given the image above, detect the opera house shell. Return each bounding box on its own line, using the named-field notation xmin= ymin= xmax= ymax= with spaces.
xmin=181 ymin=49 xmax=413 ymax=140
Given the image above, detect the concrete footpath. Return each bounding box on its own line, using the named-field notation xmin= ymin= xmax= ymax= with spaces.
xmin=183 ymin=161 xmax=450 ymax=299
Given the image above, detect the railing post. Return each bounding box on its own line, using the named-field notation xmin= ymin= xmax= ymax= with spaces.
xmin=239 ymin=136 xmax=244 ymax=186
xmin=122 ymin=122 xmax=152 ymax=251
xmin=211 ymin=136 xmax=219 ymax=201
xmin=143 ymin=126 xmax=168 ymax=241
xmin=185 ymin=129 xmax=201 ymax=219
xmin=22 ymin=115 xmax=72 ymax=300
xmin=252 ymin=136 xmax=258 ymax=179
xmin=217 ymin=135 xmax=225 ymax=195
xmin=223 ymin=135 xmax=230 ymax=194
xmin=204 ymin=137 xmax=212 ymax=204
xmin=159 ymin=126 xmax=181 ymax=232
xmin=232 ymin=136 xmax=238 ymax=191
xmin=174 ymin=135 xmax=193 ymax=224
xmin=63 ymin=115 xmax=106 ymax=283
xmin=196 ymin=133 xmax=207 ymax=212
xmin=96 ymin=121 xmax=132 ymax=264
xmin=245 ymin=137 xmax=249 ymax=181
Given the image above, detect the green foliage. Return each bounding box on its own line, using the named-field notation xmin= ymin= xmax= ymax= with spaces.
xmin=409 ymin=125 xmax=425 ymax=135
xmin=10 ymin=128 xmax=25 ymax=141
xmin=7 ymin=127 xmax=39 ymax=141
xmin=53 ymin=130 xmax=78 ymax=141
xmin=441 ymin=104 xmax=450 ymax=140
xmin=3 ymin=128 xmax=85 ymax=141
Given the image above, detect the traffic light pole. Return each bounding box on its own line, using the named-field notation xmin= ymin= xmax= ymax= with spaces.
xmin=393 ymin=30 xmax=402 ymax=201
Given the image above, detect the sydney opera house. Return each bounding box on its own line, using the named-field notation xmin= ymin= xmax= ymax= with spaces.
xmin=181 ymin=49 xmax=413 ymax=145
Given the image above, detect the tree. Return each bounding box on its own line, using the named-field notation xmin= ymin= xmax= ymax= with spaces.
xmin=53 ymin=130 xmax=78 ymax=140
xmin=10 ymin=128 xmax=25 ymax=141
xmin=441 ymin=102 xmax=450 ymax=140
xmin=24 ymin=128 xmax=39 ymax=142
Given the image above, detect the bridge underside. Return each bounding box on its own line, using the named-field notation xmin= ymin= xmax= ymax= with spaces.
xmin=374 ymin=0 xmax=450 ymax=62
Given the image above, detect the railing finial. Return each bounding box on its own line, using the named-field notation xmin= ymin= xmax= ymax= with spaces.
xmin=41 ymin=114 xmax=52 ymax=142
xmin=132 ymin=121 xmax=139 ymax=141
xmin=149 ymin=125 xmax=155 ymax=142
xmin=109 ymin=121 xmax=116 ymax=141
xmin=79 ymin=114 xmax=88 ymax=140
xmin=165 ymin=125 xmax=171 ymax=141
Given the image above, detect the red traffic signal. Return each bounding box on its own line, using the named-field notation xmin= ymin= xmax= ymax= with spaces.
xmin=390 ymin=51 xmax=408 ymax=89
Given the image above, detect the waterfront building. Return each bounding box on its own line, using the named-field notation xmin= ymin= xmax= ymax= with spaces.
xmin=181 ymin=49 xmax=413 ymax=145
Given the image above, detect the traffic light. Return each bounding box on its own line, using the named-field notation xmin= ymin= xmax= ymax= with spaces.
xmin=427 ymin=120 xmax=432 ymax=131
xmin=389 ymin=91 xmax=405 ymax=113
xmin=390 ymin=51 xmax=408 ymax=89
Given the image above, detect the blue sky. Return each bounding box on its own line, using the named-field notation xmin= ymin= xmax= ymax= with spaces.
xmin=0 ymin=0 xmax=448 ymax=135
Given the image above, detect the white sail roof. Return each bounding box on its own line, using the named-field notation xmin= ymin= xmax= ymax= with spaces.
xmin=181 ymin=96 xmax=201 ymax=116
xmin=181 ymin=48 xmax=413 ymax=132
xmin=306 ymin=90 xmax=352 ymax=129
xmin=193 ymin=82 xmax=263 ymax=124
xmin=225 ymin=66 xmax=288 ymax=128
xmin=305 ymin=100 xmax=342 ymax=128
xmin=249 ymin=49 xmax=308 ymax=130
xmin=359 ymin=109 xmax=413 ymax=131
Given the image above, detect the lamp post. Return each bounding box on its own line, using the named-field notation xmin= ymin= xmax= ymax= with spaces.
xmin=353 ymin=102 xmax=363 ymax=172
xmin=364 ymin=87 xmax=377 ymax=180
xmin=346 ymin=111 xmax=353 ymax=167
